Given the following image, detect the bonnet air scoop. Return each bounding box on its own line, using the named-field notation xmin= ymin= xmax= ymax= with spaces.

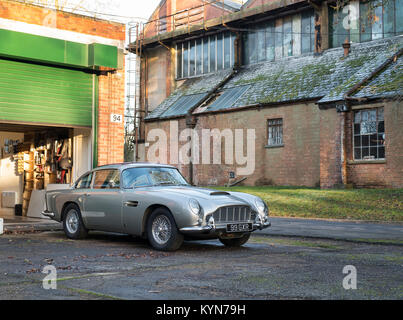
xmin=210 ymin=191 xmax=230 ymax=196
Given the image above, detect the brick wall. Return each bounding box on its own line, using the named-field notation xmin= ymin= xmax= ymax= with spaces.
xmin=345 ymin=101 xmax=403 ymax=188
xmin=0 ymin=0 xmax=125 ymax=40
xmin=319 ymin=107 xmax=343 ymax=188
xmin=0 ymin=0 xmax=126 ymax=166
xmin=97 ymin=69 xmax=126 ymax=166
xmin=145 ymin=102 xmax=321 ymax=187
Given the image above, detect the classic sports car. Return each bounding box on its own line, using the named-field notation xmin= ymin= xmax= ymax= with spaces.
xmin=42 ymin=163 xmax=271 ymax=251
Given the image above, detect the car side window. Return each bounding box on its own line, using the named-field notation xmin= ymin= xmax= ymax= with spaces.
xmin=93 ymin=170 xmax=120 ymax=189
xmin=76 ymin=173 xmax=93 ymax=189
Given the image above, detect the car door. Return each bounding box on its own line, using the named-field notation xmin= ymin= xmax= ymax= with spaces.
xmin=83 ymin=169 xmax=124 ymax=233
xmin=121 ymin=167 xmax=152 ymax=236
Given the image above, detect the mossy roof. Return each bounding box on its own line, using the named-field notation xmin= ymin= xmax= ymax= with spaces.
xmin=146 ymin=35 xmax=403 ymax=120
xmin=352 ymin=54 xmax=403 ymax=100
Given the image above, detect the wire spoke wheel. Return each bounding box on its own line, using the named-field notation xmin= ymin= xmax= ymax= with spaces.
xmin=66 ymin=209 xmax=79 ymax=234
xmin=151 ymin=215 xmax=172 ymax=245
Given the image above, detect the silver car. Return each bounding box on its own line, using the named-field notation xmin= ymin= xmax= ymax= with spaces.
xmin=42 ymin=163 xmax=271 ymax=251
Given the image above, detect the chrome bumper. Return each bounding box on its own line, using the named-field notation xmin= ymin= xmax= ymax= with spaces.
xmin=41 ymin=210 xmax=55 ymax=218
xmin=180 ymin=221 xmax=271 ymax=235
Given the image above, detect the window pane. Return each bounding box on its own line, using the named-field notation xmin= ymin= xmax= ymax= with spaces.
xmin=362 ymin=147 xmax=369 ymax=158
xmin=378 ymin=121 xmax=385 ymax=133
xmin=397 ymin=0 xmax=403 ymax=33
xmin=354 ymin=136 xmax=361 ymax=147
xmin=379 ymin=146 xmax=385 ymax=159
xmin=249 ymin=30 xmax=258 ymax=64
xmin=231 ymin=33 xmax=236 ymax=67
xmin=330 ymin=7 xmax=349 ymax=47
xmin=362 ymin=135 xmax=369 ymax=147
xmin=224 ymin=32 xmax=231 ymax=68
xmin=265 ymin=21 xmax=275 ymax=61
xmin=360 ymin=1 xmax=372 ymax=42
xmin=354 ymin=148 xmax=362 ymax=159
xmin=283 ymin=16 xmax=293 ymax=56
xmin=217 ymin=34 xmax=223 ymax=69
xmin=93 ymin=170 xmax=120 ymax=189
xmin=275 ymin=18 xmax=283 ymax=59
xmin=209 ymin=35 xmax=216 ymax=72
xmin=292 ymin=14 xmax=301 ymax=56
xmin=384 ymin=0 xmax=395 ymax=37
xmin=176 ymin=43 xmax=182 ymax=78
xmin=310 ymin=12 xmax=315 ymax=51
xmin=196 ymin=39 xmax=202 ymax=75
xmin=183 ymin=42 xmax=189 ymax=77
xmin=203 ymin=38 xmax=209 ymax=73
xmin=301 ymin=11 xmax=312 ymax=53
xmin=257 ymin=27 xmax=266 ymax=61
xmin=370 ymin=147 xmax=378 ymax=158
xmin=372 ymin=1 xmax=383 ymax=40
xmin=189 ymin=40 xmax=195 ymax=76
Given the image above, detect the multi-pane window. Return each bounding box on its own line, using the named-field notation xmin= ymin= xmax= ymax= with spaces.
xmin=176 ymin=32 xmax=236 ymax=79
xmin=243 ymin=9 xmax=315 ymax=65
xmin=330 ymin=0 xmax=403 ymax=48
xmin=267 ymin=119 xmax=284 ymax=147
xmin=353 ymin=108 xmax=385 ymax=160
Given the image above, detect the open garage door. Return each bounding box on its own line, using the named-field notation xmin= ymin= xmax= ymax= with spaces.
xmin=0 ymin=58 xmax=93 ymax=128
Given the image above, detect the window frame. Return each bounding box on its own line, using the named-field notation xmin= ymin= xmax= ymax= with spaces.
xmin=266 ymin=118 xmax=284 ymax=148
xmin=352 ymin=107 xmax=385 ymax=161
xmin=92 ymin=169 xmax=121 ymax=190
xmin=75 ymin=172 xmax=93 ymax=189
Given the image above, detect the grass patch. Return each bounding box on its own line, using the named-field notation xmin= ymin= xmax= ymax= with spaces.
xmin=215 ymin=186 xmax=403 ymax=222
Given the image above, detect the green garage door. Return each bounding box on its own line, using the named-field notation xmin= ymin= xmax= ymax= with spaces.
xmin=0 ymin=58 xmax=93 ymax=127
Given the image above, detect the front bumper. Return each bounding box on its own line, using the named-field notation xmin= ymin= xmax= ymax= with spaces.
xmin=180 ymin=220 xmax=271 ymax=235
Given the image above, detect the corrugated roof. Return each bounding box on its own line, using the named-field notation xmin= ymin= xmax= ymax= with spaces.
xmin=158 ymin=93 xmax=208 ymax=119
xmin=206 ymin=85 xmax=250 ymax=111
xmin=146 ymin=69 xmax=233 ymax=120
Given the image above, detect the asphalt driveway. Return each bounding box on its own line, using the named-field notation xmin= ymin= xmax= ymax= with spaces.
xmin=0 ymin=230 xmax=402 ymax=300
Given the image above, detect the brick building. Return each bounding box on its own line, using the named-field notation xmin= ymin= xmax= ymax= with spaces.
xmin=131 ymin=0 xmax=402 ymax=188
xmin=0 ymin=0 xmax=126 ymax=218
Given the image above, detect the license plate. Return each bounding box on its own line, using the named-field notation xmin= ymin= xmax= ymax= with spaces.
xmin=227 ymin=223 xmax=253 ymax=233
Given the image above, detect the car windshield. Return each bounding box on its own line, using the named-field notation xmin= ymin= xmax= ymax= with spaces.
xmin=122 ymin=167 xmax=189 ymax=188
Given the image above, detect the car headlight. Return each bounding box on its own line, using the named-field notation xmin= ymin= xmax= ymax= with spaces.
xmin=255 ymin=198 xmax=268 ymax=217
xmin=189 ymin=199 xmax=201 ymax=217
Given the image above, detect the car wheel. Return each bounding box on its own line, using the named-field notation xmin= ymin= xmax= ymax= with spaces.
xmin=147 ymin=207 xmax=184 ymax=251
xmin=219 ymin=233 xmax=251 ymax=247
xmin=63 ymin=203 xmax=88 ymax=240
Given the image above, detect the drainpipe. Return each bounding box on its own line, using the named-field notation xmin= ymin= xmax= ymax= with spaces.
xmin=186 ymin=32 xmax=243 ymax=185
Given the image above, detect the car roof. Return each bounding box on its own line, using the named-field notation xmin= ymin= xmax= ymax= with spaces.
xmin=93 ymin=162 xmax=177 ymax=171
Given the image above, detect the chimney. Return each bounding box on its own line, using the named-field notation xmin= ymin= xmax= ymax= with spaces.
xmin=342 ymin=38 xmax=351 ymax=57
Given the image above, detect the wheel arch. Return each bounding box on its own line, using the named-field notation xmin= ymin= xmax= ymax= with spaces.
xmin=60 ymin=201 xmax=81 ymax=221
xmin=141 ymin=204 xmax=174 ymax=238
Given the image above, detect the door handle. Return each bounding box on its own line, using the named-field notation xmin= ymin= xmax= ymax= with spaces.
xmin=85 ymin=193 xmax=91 ymax=197
xmin=124 ymin=201 xmax=138 ymax=207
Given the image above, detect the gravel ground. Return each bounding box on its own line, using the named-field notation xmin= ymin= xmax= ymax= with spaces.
xmin=0 ymin=231 xmax=402 ymax=300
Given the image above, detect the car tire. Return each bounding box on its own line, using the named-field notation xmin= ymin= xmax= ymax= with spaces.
xmin=219 ymin=233 xmax=251 ymax=247
xmin=63 ymin=203 xmax=88 ymax=240
xmin=147 ymin=207 xmax=184 ymax=251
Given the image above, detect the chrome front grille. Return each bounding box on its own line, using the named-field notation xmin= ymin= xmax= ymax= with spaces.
xmin=212 ymin=206 xmax=255 ymax=223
